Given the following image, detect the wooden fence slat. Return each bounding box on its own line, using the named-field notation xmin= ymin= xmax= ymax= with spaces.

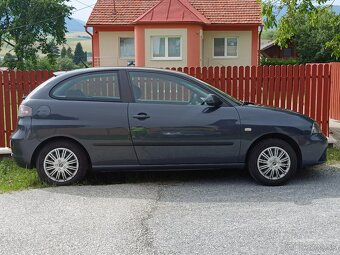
xmin=310 ymin=64 xmax=317 ymax=120
xmin=10 ymin=71 xmax=18 ymax=134
xmin=195 ymin=67 xmax=201 ymax=81
xmin=220 ymin=67 xmax=226 ymax=93
xmin=262 ymin=66 xmax=269 ymax=105
xmin=3 ymin=71 xmax=11 ymax=147
xmin=286 ymin=65 xmax=293 ymax=110
xmin=305 ymin=65 xmax=311 ymax=117
xmin=280 ymin=65 xmax=287 ymax=109
xmin=268 ymin=65 xmax=275 ymax=106
xmin=298 ymin=65 xmax=305 ymax=114
xmin=274 ymin=66 xmax=281 ymax=108
xmin=202 ymin=67 xmax=208 ymax=84
xmin=29 ymin=71 xmax=36 ymax=92
xmin=0 ymin=72 xmax=5 ymax=147
xmin=17 ymin=71 xmax=23 ymax=106
xmin=214 ymin=66 xmax=220 ymax=90
xmin=226 ymin=66 xmax=232 ymax=95
xmin=244 ymin=66 xmax=250 ymax=102
xmin=256 ymin=66 xmax=262 ymax=104
xmin=23 ymin=71 xmax=30 ymax=97
xmin=232 ymin=66 xmax=238 ymax=98
xmin=208 ymin=67 xmax=214 ymax=88
xmin=250 ymin=66 xmax=256 ymax=102
xmin=292 ymin=65 xmax=300 ymax=112
xmin=322 ymin=64 xmax=330 ymax=135
xmin=316 ymin=64 xmax=323 ymax=126
xmin=239 ymin=66 xmax=244 ymax=101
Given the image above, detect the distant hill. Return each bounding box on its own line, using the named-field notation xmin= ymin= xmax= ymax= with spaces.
xmin=272 ymin=5 xmax=340 ymax=21
xmin=66 ymin=18 xmax=86 ymax=32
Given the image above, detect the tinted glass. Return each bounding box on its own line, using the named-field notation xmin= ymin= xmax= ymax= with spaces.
xmin=168 ymin=37 xmax=181 ymax=57
xmin=129 ymin=72 xmax=209 ymax=105
xmin=120 ymin=38 xmax=135 ymax=58
xmin=214 ymin=38 xmax=225 ymax=57
xmin=152 ymin=37 xmax=166 ymax=58
xmin=52 ymin=72 xmax=120 ymax=101
xmin=227 ymin=38 xmax=238 ymax=57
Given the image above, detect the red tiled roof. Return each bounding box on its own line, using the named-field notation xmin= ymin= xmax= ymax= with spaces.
xmin=134 ymin=0 xmax=211 ymax=24
xmin=86 ymin=0 xmax=262 ymax=26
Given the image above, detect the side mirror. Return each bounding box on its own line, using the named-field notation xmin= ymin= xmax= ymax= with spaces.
xmin=204 ymin=94 xmax=223 ymax=107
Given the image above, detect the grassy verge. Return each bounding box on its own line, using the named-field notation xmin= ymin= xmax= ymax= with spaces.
xmin=0 ymin=160 xmax=45 ymax=193
xmin=327 ymin=148 xmax=340 ymax=164
xmin=1 ymin=148 xmax=340 ymax=193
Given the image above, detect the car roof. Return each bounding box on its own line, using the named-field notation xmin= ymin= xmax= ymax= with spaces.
xmin=57 ymin=67 xmax=183 ymax=77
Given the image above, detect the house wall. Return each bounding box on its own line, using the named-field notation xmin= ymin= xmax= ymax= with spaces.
xmin=202 ymin=31 xmax=253 ymax=67
xmin=98 ymin=31 xmax=135 ymax=67
xmin=91 ymin=25 xmax=259 ymax=68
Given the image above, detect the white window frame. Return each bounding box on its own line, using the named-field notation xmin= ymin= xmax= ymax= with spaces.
xmin=151 ymin=36 xmax=182 ymax=61
xmin=119 ymin=37 xmax=135 ymax=60
xmin=213 ymin=37 xmax=239 ymax=59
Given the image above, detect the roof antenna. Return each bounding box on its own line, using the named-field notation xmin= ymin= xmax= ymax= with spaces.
xmin=113 ymin=0 xmax=117 ymax=15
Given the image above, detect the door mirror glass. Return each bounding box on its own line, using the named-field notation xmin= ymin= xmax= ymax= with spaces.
xmin=204 ymin=94 xmax=223 ymax=107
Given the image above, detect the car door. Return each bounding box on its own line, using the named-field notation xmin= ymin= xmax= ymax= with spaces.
xmin=48 ymin=70 xmax=138 ymax=167
xmin=127 ymin=71 xmax=241 ymax=165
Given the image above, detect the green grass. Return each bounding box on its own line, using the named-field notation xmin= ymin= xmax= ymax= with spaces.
xmin=327 ymin=148 xmax=340 ymax=164
xmin=1 ymin=148 xmax=340 ymax=193
xmin=0 ymin=160 xmax=45 ymax=193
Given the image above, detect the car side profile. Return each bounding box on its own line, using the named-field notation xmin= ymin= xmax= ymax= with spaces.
xmin=11 ymin=68 xmax=327 ymax=186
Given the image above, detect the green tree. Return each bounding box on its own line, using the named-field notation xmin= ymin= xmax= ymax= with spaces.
xmin=262 ymin=0 xmax=340 ymax=59
xmin=2 ymin=53 xmax=17 ymax=69
xmin=73 ymin=42 xmax=85 ymax=65
xmin=0 ymin=0 xmax=73 ymax=69
xmin=56 ymin=56 xmax=77 ymax=70
xmin=291 ymin=9 xmax=340 ymax=63
xmin=66 ymin=46 xmax=73 ymax=59
xmin=60 ymin=46 xmax=67 ymax=58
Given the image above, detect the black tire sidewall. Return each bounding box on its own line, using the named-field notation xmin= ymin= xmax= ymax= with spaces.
xmin=36 ymin=140 xmax=89 ymax=186
xmin=248 ymin=139 xmax=297 ymax=186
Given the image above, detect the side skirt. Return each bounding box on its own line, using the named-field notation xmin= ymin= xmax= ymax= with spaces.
xmin=91 ymin=163 xmax=245 ymax=172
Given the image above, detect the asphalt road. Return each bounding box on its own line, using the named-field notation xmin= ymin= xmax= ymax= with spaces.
xmin=1 ymin=166 xmax=340 ymax=255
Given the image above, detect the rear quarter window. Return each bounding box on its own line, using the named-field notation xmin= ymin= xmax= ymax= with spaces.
xmin=51 ymin=72 xmax=121 ymax=101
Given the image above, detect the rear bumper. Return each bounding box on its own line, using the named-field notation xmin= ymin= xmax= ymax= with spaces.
xmin=10 ymin=118 xmax=37 ymax=169
xmin=300 ymin=133 xmax=328 ymax=167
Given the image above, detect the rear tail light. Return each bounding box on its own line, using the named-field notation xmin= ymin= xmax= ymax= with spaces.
xmin=18 ymin=105 xmax=32 ymax=117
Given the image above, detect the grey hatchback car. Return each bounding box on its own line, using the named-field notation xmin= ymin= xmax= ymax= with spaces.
xmin=11 ymin=68 xmax=327 ymax=186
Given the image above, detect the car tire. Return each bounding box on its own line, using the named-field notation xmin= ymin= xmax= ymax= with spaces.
xmin=248 ymin=139 xmax=297 ymax=186
xmin=36 ymin=140 xmax=89 ymax=186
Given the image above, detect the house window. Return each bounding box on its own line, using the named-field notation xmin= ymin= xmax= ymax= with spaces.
xmin=120 ymin=38 xmax=135 ymax=59
xmin=151 ymin=36 xmax=181 ymax=60
xmin=213 ymin=37 xmax=238 ymax=58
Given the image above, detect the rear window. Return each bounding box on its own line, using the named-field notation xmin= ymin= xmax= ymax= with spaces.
xmin=51 ymin=72 xmax=121 ymax=101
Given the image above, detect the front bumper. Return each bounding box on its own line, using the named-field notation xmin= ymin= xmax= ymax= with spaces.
xmin=300 ymin=133 xmax=328 ymax=167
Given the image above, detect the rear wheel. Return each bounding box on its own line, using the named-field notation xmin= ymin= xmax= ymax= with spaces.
xmin=36 ymin=140 xmax=89 ymax=186
xmin=248 ymin=139 xmax=297 ymax=186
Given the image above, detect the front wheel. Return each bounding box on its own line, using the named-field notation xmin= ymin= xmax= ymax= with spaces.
xmin=36 ymin=140 xmax=89 ymax=186
xmin=248 ymin=139 xmax=297 ymax=186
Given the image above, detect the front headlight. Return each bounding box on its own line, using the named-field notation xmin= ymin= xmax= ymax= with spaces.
xmin=311 ymin=122 xmax=322 ymax=134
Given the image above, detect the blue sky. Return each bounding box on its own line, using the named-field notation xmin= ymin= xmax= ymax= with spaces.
xmin=69 ymin=0 xmax=340 ymax=22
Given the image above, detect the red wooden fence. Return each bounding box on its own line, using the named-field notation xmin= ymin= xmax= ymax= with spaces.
xmin=0 ymin=64 xmax=338 ymax=148
xmin=330 ymin=62 xmax=340 ymax=121
xmin=0 ymin=70 xmax=55 ymax=147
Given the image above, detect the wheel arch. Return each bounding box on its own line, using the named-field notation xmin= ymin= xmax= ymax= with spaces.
xmin=31 ymin=136 xmax=92 ymax=168
xmin=245 ymin=133 xmax=302 ymax=168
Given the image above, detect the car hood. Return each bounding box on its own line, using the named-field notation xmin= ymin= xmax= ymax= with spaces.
xmin=236 ymin=104 xmax=315 ymax=126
